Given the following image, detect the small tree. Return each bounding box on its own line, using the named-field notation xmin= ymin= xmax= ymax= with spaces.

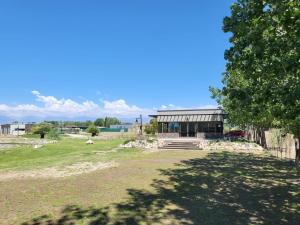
xmin=32 ymin=123 xmax=51 ymax=139
xmin=144 ymin=119 xmax=158 ymax=135
xmin=87 ymin=125 xmax=100 ymax=137
xmin=47 ymin=128 xmax=61 ymax=140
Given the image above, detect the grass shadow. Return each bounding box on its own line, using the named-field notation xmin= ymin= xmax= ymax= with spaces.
xmin=21 ymin=152 xmax=300 ymax=225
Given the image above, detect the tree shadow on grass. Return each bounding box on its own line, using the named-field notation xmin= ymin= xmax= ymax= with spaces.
xmin=21 ymin=152 xmax=300 ymax=225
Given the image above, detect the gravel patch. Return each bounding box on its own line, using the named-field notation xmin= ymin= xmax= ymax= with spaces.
xmin=0 ymin=138 xmax=57 ymax=150
xmin=0 ymin=161 xmax=118 ymax=181
xmin=0 ymin=144 xmax=21 ymax=150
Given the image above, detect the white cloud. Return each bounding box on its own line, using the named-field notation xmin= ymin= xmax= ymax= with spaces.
xmin=0 ymin=91 xmax=219 ymax=121
xmin=0 ymin=91 xmax=154 ymax=119
xmin=159 ymin=104 xmax=219 ymax=110
xmin=103 ymin=99 xmax=148 ymax=115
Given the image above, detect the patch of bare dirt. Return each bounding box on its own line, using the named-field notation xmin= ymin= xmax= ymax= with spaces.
xmin=0 ymin=161 xmax=118 ymax=181
xmin=66 ymin=132 xmax=135 ymax=140
xmin=0 ymin=137 xmax=57 ymax=150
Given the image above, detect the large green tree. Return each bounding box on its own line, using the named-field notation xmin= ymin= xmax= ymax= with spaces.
xmin=211 ymin=0 xmax=300 ymax=160
xmin=104 ymin=117 xmax=121 ymax=128
xmin=94 ymin=118 xmax=105 ymax=127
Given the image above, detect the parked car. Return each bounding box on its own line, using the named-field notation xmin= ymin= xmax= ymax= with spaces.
xmin=225 ymin=130 xmax=245 ymax=138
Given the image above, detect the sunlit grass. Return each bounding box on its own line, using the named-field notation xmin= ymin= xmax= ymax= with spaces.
xmin=0 ymin=137 xmax=141 ymax=171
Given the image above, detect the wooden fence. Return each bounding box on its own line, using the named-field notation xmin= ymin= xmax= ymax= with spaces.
xmin=246 ymin=128 xmax=297 ymax=161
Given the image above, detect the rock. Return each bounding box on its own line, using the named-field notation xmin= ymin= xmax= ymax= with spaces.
xmin=86 ymin=139 xmax=94 ymax=145
xmin=119 ymin=139 xmax=264 ymax=152
xmin=207 ymin=140 xmax=264 ymax=151
xmin=33 ymin=144 xmax=43 ymax=149
xmin=120 ymin=140 xmax=159 ymax=149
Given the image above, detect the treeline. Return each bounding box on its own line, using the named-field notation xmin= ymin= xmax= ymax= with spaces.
xmin=31 ymin=117 xmax=122 ymax=139
xmin=210 ymin=0 xmax=300 ymax=161
xmin=45 ymin=117 xmax=122 ymax=128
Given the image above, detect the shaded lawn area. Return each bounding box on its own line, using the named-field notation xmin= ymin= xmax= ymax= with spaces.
xmin=19 ymin=151 xmax=300 ymax=225
xmin=0 ymin=138 xmax=130 ymax=171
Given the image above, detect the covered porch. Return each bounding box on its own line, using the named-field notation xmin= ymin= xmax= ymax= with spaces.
xmin=158 ymin=121 xmax=223 ymax=138
xmin=151 ymin=109 xmax=225 ymax=139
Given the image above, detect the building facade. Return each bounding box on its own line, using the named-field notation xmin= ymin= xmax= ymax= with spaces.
xmin=0 ymin=122 xmax=34 ymax=136
xmin=150 ymin=109 xmax=226 ymax=139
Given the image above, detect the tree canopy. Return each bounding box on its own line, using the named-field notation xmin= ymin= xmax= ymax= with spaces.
xmin=104 ymin=117 xmax=121 ymax=128
xmin=32 ymin=123 xmax=52 ymax=139
xmin=87 ymin=125 xmax=100 ymax=136
xmin=94 ymin=118 xmax=105 ymax=127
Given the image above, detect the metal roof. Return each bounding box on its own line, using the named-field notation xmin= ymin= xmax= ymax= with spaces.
xmin=156 ymin=109 xmax=224 ymax=116
xmin=157 ymin=114 xmax=224 ymax=122
xmin=150 ymin=109 xmax=225 ymax=122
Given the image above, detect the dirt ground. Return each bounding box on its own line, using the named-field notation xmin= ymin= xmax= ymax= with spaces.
xmin=0 ymin=161 xmax=118 ymax=181
xmin=0 ymin=150 xmax=206 ymax=225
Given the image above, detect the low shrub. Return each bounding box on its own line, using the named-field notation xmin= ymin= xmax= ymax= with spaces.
xmin=147 ymin=138 xmax=156 ymax=143
xmin=87 ymin=125 xmax=100 ymax=136
xmin=123 ymin=138 xmax=136 ymax=145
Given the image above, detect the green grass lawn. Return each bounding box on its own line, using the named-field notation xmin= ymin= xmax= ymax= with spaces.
xmin=0 ymin=140 xmax=300 ymax=225
xmin=21 ymin=133 xmax=43 ymax=139
xmin=0 ymin=137 xmax=140 ymax=171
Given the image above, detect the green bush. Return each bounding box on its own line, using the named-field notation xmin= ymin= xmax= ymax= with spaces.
xmin=144 ymin=118 xmax=157 ymax=135
xmin=147 ymin=138 xmax=156 ymax=143
xmin=123 ymin=138 xmax=136 ymax=145
xmin=47 ymin=128 xmax=61 ymax=140
xmin=32 ymin=123 xmax=52 ymax=139
xmin=87 ymin=125 xmax=100 ymax=136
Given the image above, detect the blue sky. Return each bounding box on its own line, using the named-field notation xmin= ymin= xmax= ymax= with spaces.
xmin=0 ymin=0 xmax=234 ymax=122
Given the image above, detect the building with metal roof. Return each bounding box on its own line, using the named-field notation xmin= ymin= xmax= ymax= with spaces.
xmin=150 ymin=109 xmax=225 ymax=139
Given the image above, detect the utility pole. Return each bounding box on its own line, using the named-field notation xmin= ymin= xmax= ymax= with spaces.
xmin=135 ymin=115 xmax=143 ymax=136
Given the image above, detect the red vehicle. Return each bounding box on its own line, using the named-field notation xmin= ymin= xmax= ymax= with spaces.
xmin=225 ymin=130 xmax=245 ymax=138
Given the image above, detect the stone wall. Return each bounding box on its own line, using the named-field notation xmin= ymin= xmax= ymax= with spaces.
xmin=197 ymin=133 xmax=205 ymax=139
xmin=158 ymin=133 xmax=180 ymax=139
xmin=197 ymin=132 xmax=223 ymax=139
xmin=158 ymin=132 xmax=223 ymax=139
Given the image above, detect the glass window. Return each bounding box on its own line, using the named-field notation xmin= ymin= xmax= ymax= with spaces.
xmin=216 ymin=123 xmax=223 ymax=133
xmin=208 ymin=123 xmax=216 ymax=133
xmin=162 ymin=123 xmax=168 ymax=133
xmin=158 ymin=123 xmax=162 ymax=133
xmin=203 ymin=122 xmax=209 ymax=133
xmin=197 ymin=122 xmax=207 ymax=132
xmin=169 ymin=122 xmax=179 ymax=133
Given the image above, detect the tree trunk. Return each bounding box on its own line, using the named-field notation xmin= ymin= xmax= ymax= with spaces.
xmin=254 ymin=127 xmax=259 ymax=144
xmin=256 ymin=127 xmax=263 ymax=145
xmin=260 ymin=128 xmax=267 ymax=149
xmin=295 ymin=137 xmax=300 ymax=163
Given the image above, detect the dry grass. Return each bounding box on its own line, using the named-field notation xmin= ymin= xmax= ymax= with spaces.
xmin=0 ymin=148 xmax=300 ymax=225
xmin=0 ymin=150 xmax=205 ymax=224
